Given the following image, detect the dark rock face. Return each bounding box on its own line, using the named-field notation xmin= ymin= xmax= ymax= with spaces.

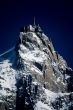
xmin=0 ymin=101 xmax=8 ymax=110
xmin=66 ymin=69 xmax=73 ymax=92
xmin=0 ymin=95 xmax=16 ymax=110
xmin=16 ymin=75 xmax=38 ymax=110
xmin=52 ymin=93 xmax=73 ymax=110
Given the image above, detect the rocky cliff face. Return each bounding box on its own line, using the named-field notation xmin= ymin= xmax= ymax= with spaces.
xmin=0 ymin=24 xmax=73 ymax=110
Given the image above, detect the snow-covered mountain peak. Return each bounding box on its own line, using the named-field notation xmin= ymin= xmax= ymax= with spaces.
xmin=0 ymin=24 xmax=73 ymax=110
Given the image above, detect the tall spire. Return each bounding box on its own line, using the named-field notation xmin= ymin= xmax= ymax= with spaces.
xmin=34 ymin=17 xmax=36 ymax=26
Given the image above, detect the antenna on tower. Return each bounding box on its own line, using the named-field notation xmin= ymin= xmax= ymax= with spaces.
xmin=34 ymin=17 xmax=36 ymax=26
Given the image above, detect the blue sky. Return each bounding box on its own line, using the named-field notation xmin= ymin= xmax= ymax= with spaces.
xmin=0 ymin=0 xmax=73 ymax=68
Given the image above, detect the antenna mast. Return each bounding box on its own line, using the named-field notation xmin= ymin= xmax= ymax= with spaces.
xmin=34 ymin=17 xmax=36 ymax=26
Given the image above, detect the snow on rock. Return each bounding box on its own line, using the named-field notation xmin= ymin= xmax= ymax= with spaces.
xmin=0 ymin=59 xmax=16 ymax=96
xmin=0 ymin=58 xmax=17 ymax=109
xmin=44 ymin=89 xmax=58 ymax=102
xmin=34 ymin=101 xmax=52 ymax=110
xmin=0 ymin=60 xmax=16 ymax=93
xmin=19 ymin=46 xmax=48 ymax=63
xmin=32 ymin=32 xmax=42 ymax=45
